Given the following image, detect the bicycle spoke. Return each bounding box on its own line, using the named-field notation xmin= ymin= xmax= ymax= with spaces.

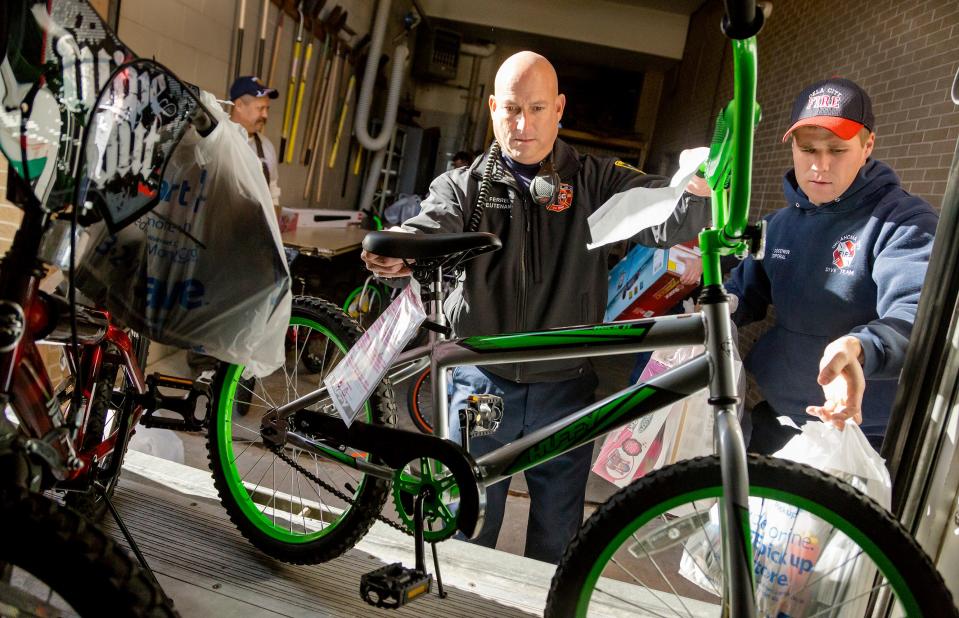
xmin=630 ymin=533 xmax=696 ymax=618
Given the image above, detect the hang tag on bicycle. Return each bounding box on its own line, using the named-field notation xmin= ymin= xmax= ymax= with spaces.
xmin=325 ymin=279 xmax=427 ymax=426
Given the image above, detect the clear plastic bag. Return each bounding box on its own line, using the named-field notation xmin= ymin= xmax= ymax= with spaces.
xmin=76 ymin=91 xmax=291 ymax=376
xmin=679 ymin=421 xmax=892 ymax=616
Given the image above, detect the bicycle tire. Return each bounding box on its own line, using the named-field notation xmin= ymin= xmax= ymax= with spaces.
xmin=0 ymin=487 xmax=177 ymax=617
xmin=207 ymin=296 xmax=397 ymax=564
xmin=546 ymin=455 xmax=957 ymax=618
xmin=65 ymin=360 xmax=127 ymax=519
xmin=405 ymin=366 xmax=434 ymax=434
xmin=343 ymin=283 xmax=384 ymax=331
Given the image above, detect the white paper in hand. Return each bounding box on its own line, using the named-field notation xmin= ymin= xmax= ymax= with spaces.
xmin=325 ymin=280 xmax=427 ymax=426
xmin=587 ymin=147 xmax=710 ymax=250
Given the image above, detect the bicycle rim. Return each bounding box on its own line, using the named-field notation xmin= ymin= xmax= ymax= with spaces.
xmin=343 ymin=284 xmax=383 ymax=330
xmin=547 ymin=455 xmax=956 ymax=618
xmin=208 ymin=298 xmax=393 ymax=562
xmin=406 ymin=367 xmax=433 ymax=434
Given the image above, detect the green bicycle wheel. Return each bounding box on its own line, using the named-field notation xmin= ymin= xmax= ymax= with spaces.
xmin=342 ymin=283 xmax=384 ymax=331
xmin=546 ymin=455 xmax=957 ymax=618
xmin=207 ymin=296 xmax=397 ymax=564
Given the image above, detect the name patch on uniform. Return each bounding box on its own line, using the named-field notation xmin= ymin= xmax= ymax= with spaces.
xmin=547 ymin=183 xmax=574 ymax=212
xmin=486 ymin=195 xmax=513 ymax=210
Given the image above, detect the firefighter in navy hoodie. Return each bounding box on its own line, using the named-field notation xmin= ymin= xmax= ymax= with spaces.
xmin=726 ymin=78 xmax=938 ymax=454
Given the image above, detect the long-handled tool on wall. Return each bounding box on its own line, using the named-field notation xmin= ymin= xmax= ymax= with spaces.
xmin=279 ymin=1 xmax=305 ymax=161
xmin=265 ymin=2 xmax=284 ymax=86
xmin=301 ymin=31 xmax=332 ymax=166
xmin=285 ymin=0 xmax=324 ymax=162
xmin=304 ymin=32 xmax=344 ymax=203
xmin=252 ymin=0 xmax=270 ymax=76
xmin=328 ymin=72 xmax=355 ymax=171
xmin=301 ymin=5 xmax=342 ymax=166
xmin=311 ymin=46 xmax=343 ymax=202
xmin=232 ymin=0 xmax=248 ymax=81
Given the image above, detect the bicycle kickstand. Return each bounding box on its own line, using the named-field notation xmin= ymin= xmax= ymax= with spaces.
xmin=359 ymin=488 xmax=441 ymax=608
xmin=94 ymin=482 xmax=163 ymax=591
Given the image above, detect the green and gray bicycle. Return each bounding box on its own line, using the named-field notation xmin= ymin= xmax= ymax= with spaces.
xmin=204 ymin=1 xmax=957 ymax=615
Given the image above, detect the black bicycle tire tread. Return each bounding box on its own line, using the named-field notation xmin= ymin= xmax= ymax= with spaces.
xmin=0 ymin=487 xmax=177 ymax=617
xmin=546 ymin=455 xmax=957 ymax=617
xmin=207 ymin=295 xmax=397 ymax=565
xmin=65 ymin=361 xmax=124 ymax=519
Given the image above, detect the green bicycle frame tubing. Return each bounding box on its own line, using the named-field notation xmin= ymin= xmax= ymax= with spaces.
xmin=700 ymin=37 xmax=758 ymax=287
xmin=726 ymin=37 xmax=758 ymax=240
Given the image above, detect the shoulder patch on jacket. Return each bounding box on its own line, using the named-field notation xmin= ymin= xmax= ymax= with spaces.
xmin=614 ymin=160 xmax=645 ymax=174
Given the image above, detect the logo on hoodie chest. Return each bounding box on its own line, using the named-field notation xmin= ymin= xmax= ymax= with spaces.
xmin=827 ymin=234 xmax=859 ymax=273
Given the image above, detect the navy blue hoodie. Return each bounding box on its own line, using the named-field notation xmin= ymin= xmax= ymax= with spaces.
xmin=725 ymin=159 xmax=938 ymax=440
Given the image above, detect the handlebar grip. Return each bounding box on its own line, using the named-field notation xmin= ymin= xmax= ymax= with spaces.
xmin=722 ymin=0 xmax=764 ymax=39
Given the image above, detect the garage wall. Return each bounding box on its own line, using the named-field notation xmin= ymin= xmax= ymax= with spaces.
xmin=115 ymin=0 xmax=383 ymax=211
xmin=649 ymin=0 xmax=959 ymax=214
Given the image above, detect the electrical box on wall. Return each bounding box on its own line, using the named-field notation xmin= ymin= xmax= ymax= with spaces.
xmin=413 ymin=27 xmax=461 ymax=82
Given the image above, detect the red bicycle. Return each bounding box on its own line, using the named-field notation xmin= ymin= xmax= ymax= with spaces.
xmin=0 ymin=2 xmax=218 ymax=614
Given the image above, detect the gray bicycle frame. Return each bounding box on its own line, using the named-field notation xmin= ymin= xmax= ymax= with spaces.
xmin=271 ymin=265 xmax=752 ymax=609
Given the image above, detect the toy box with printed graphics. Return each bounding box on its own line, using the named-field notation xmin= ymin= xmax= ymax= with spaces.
xmin=278 ymin=208 xmax=362 ymax=233
xmin=604 ymin=240 xmax=701 ymax=322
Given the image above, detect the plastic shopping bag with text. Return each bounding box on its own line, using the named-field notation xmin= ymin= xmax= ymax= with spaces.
xmin=76 ymin=91 xmax=291 ymax=376
xmin=678 ymin=421 xmax=891 ymax=616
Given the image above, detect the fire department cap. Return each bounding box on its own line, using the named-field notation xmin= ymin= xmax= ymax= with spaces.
xmin=229 ymin=76 xmax=279 ymax=101
xmin=782 ymin=78 xmax=874 ymax=142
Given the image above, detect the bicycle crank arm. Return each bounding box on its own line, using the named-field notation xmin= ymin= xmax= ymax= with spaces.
xmin=262 ymin=410 xmax=486 ymax=538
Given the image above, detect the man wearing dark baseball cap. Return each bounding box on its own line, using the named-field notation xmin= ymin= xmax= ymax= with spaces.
xmin=725 ymin=77 xmax=938 ymax=455
xmin=187 ymin=76 xmax=282 ymax=380
xmin=228 ymin=76 xmax=281 ymax=210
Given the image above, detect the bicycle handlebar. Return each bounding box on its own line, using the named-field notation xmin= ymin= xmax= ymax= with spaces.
xmin=721 ymin=0 xmax=764 ymax=39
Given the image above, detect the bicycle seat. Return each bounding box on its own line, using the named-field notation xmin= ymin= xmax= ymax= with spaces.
xmin=362 ymin=231 xmax=501 ymax=261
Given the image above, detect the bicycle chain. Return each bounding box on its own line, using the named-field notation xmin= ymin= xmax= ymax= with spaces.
xmin=269 ymin=445 xmax=415 ymax=537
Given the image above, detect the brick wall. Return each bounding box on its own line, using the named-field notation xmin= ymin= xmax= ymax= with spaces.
xmin=650 ymin=0 xmax=959 ymax=214
xmin=648 ymin=0 xmax=959 ymax=407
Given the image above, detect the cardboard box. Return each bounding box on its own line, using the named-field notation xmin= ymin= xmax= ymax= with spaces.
xmin=278 ymin=208 xmax=362 ymax=232
xmin=605 ymin=241 xmax=701 ymax=322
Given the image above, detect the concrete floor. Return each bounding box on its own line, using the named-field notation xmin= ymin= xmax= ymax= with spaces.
xmin=140 ymin=344 xmax=639 ymax=561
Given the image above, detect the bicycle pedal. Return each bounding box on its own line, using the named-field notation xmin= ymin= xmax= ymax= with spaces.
xmin=141 ymin=373 xmax=210 ymax=432
xmin=150 ymin=373 xmax=197 ymax=391
xmin=360 ymin=562 xmax=432 ymax=609
xmin=464 ymin=394 xmax=503 ymax=438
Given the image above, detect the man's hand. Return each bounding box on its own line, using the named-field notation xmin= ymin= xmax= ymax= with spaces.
xmin=806 ymin=336 xmax=865 ymax=430
xmin=685 ymin=174 xmax=710 ymax=198
xmin=677 ymin=254 xmax=703 ymax=286
xmin=360 ymin=250 xmax=411 ymax=278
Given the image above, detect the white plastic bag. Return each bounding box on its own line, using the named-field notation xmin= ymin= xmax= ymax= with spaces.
xmin=679 ymin=421 xmax=891 ymax=616
xmin=76 ymin=91 xmax=291 ymax=376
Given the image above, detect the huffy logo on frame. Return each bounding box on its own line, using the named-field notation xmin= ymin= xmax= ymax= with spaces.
xmin=831 ymin=235 xmax=858 ymax=269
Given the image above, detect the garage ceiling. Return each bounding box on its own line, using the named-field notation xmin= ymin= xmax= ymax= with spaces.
xmin=603 ymin=0 xmax=707 ymax=15
xmin=417 ymin=0 xmax=710 ymax=75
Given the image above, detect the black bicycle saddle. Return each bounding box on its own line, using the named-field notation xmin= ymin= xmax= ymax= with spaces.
xmin=362 ymin=231 xmax=501 ymax=261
